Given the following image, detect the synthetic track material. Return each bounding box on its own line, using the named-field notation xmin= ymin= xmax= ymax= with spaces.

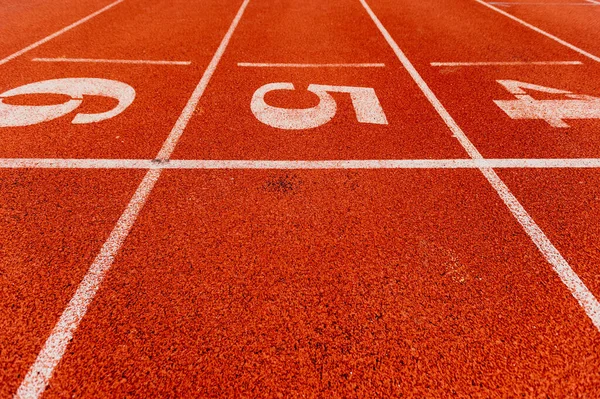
xmin=2 ymin=0 xmax=600 ymax=397
xmin=42 ymin=170 xmax=600 ymax=397
xmin=13 ymin=0 xmax=250 ymax=397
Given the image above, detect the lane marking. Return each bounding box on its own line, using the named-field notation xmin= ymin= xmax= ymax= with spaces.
xmin=0 ymin=0 xmax=125 ymax=66
xmin=431 ymin=61 xmax=583 ymax=66
xmin=494 ymin=79 xmax=600 ymax=128
xmin=237 ymin=62 xmax=386 ymax=67
xmin=251 ymin=83 xmax=388 ymax=129
xmin=489 ymin=2 xmax=600 ymax=5
xmin=360 ymin=0 xmax=600 ymax=331
xmin=156 ymin=5 xmax=250 ymax=160
xmin=32 ymin=58 xmax=191 ymax=65
xmin=13 ymin=0 xmax=252 ymax=398
xmin=474 ymin=0 xmax=600 ymax=63
xmin=14 ymin=169 xmax=161 ymax=399
xmin=0 ymin=78 xmax=136 ymax=127
xmin=5 ymin=158 xmax=600 ymax=169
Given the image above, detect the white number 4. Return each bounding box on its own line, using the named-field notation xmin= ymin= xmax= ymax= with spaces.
xmin=494 ymin=79 xmax=600 ymax=128
xmin=251 ymin=83 xmax=388 ymax=130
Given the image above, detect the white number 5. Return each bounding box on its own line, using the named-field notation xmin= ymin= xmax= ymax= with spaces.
xmin=251 ymin=82 xmax=388 ymax=130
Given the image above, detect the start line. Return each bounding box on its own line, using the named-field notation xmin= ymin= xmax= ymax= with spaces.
xmin=2 ymin=158 xmax=600 ymax=169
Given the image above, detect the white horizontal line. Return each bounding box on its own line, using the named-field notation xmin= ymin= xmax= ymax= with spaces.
xmin=476 ymin=0 xmax=600 ymax=63
xmin=430 ymin=61 xmax=583 ymax=66
xmin=0 ymin=0 xmax=124 ymax=67
xmin=32 ymin=57 xmax=192 ymax=65
xmin=488 ymin=2 xmax=599 ymax=5
xmin=237 ymin=62 xmax=386 ymax=68
xmin=3 ymin=158 xmax=600 ymax=169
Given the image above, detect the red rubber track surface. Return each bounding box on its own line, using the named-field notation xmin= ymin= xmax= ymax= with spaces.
xmin=367 ymin=0 xmax=600 ymax=158
xmin=43 ymin=170 xmax=600 ymax=397
xmin=0 ymin=0 xmax=114 ymax=58
xmin=0 ymin=170 xmax=143 ymax=397
xmin=2 ymin=0 xmax=600 ymax=397
xmin=0 ymin=0 xmax=243 ymax=159
xmin=498 ymin=169 xmax=600 ymax=300
xmin=492 ymin=0 xmax=600 ymax=56
xmin=171 ymin=0 xmax=467 ymax=160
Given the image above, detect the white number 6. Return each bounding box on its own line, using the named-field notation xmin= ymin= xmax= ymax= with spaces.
xmin=251 ymin=82 xmax=388 ymax=130
xmin=0 ymin=78 xmax=135 ymax=127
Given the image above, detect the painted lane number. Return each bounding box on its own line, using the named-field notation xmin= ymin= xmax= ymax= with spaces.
xmin=251 ymin=83 xmax=388 ymax=129
xmin=0 ymin=78 xmax=135 ymax=127
xmin=494 ymin=79 xmax=600 ymax=128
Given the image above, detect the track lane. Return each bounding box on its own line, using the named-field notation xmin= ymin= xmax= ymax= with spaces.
xmin=0 ymin=169 xmax=144 ymax=397
xmin=0 ymin=0 xmax=117 ymax=60
xmin=170 ymin=0 xmax=468 ymax=161
xmin=44 ymin=170 xmax=600 ymax=397
xmin=366 ymin=0 xmax=600 ymax=159
xmin=11 ymin=0 xmax=251 ymax=396
xmin=478 ymin=0 xmax=600 ymax=58
xmin=1 ymin=0 xmax=247 ymax=396
xmin=0 ymin=0 xmax=244 ymax=160
xmin=367 ymin=0 xmax=600 ymax=326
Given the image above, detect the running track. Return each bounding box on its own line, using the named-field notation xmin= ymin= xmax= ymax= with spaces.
xmin=1 ymin=0 xmax=600 ymax=397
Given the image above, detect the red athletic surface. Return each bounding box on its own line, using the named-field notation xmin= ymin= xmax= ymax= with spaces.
xmin=171 ymin=0 xmax=467 ymax=160
xmin=369 ymin=0 xmax=600 ymax=158
xmin=499 ymin=169 xmax=600 ymax=299
xmin=0 ymin=0 xmax=113 ymax=58
xmin=494 ymin=0 xmax=600 ymax=56
xmin=2 ymin=0 xmax=600 ymax=397
xmin=0 ymin=170 xmax=143 ymax=396
xmin=44 ymin=170 xmax=600 ymax=397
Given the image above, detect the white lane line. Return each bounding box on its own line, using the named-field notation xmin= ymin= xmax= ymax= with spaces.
xmin=13 ymin=1 xmax=251 ymax=398
xmin=32 ymin=58 xmax=191 ymax=65
xmin=475 ymin=0 xmax=600 ymax=63
xmin=489 ymin=2 xmax=600 ymax=5
xmin=237 ymin=62 xmax=386 ymax=67
xmin=156 ymin=5 xmax=250 ymax=160
xmin=0 ymin=0 xmax=125 ymax=66
xmin=6 ymin=158 xmax=600 ymax=169
xmin=360 ymin=0 xmax=600 ymax=331
xmin=0 ymin=159 xmax=156 ymax=169
xmin=430 ymin=61 xmax=583 ymax=66
xmin=13 ymin=169 xmax=161 ymax=399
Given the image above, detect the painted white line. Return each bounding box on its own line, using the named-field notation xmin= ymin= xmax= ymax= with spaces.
xmin=360 ymin=0 xmax=600 ymax=331
xmin=237 ymin=62 xmax=386 ymax=67
xmin=6 ymin=158 xmax=600 ymax=169
xmin=489 ymin=2 xmax=600 ymax=5
xmin=0 ymin=0 xmax=125 ymax=66
xmin=32 ymin=58 xmax=191 ymax=65
xmin=13 ymin=169 xmax=161 ymax=399
xmin=430 ymin=61 xmax=583 ymax=66
xmin=475 ymin=0 xmax=600 ymax=63
xmin=156 ymin=3 xmax=250 ymax=160
xmin=13 ymin=1 xmax=251 ymax=398
xmin=0 ymin=158 xmax=156 ymax=169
